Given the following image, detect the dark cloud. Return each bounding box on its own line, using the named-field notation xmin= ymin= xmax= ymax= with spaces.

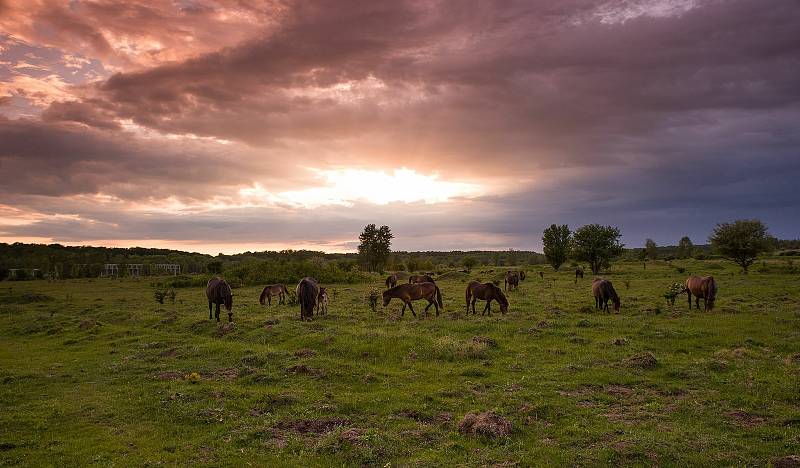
xmin=1 ymin=0 xmax=799 ymax=250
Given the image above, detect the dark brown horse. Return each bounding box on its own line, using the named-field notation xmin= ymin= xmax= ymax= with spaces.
xmin=575 ymin=267 xmax=584 ymax=284
xmin=504 ymin=271 xmax=519 ymax=291
xmin=686 ymin=276 xmax=718 ymax=311
xmin=592 ymin=278 xmax=620 ymax=313
xmin=383 ymin=282 xmax=443 ymax=317
xmin=259 ymin=283 xmax=289 ymax=306
xmin=296 ymin=277 xmax=319 ymax=321
xmin=206 ymin=277 xmax=233 ymax=322
xmin=465 ymin=280 xmax=509 ymax=315
xmin=409 ymin=274 xmax=435 ymax=284
xmin=518 ymin=270 xmax=527 ymax=281
xmin=385 ymin=274 xmax=397 ymax=289
xmin=316 ymin=287 xmax=329 ymax=315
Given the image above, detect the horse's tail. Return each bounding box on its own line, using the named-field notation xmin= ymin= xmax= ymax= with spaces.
xmin=435 ymin=285 xmax=443 ymax=309
xmin=706 ymin=276 xmax=717 ymax=310
xmin=259 ymin=286 xmax=268 ymax=305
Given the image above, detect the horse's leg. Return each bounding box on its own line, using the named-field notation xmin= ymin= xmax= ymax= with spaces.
xmin=215 ymin=303 xmax=221 ymax=322
xmin=209 ymin=301 xmax=213 ymax=320
xmin=400 ymin=302 xmax=406 ymax=317
xmin=268 ymin=294 xmax=272 ymax=306
xmin=695 ymin=297 xmax=700 ymax=310
xmin=687 ymin=290 xmax=693 ymax=309
xmin=424 ymin=299 xmax=433 ymax=315
xmin=407 ymin=301 xmax=416 ymax=317
xmin=484 ymin=301 xmax=491 ymax=316
xmin=471 ymin=297 xmax=478 ymax=314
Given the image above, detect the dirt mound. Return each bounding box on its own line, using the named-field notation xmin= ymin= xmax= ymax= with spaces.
xmin=458 ymin=411 xmax=512 ymax=438
xmin=275 ymin=418 xmax=349 ymax=434
xmin=772 ymin=455 xmax=800 ymax=468
xmin=285 ymin=364 xmax=326 ymax=378
xmin=624 ymin=352 xmax=658 ymax=369
xmin=293 ymin=348 xmax=316 ymax=358
xmin=78 ymin=319 xmax=98 ymax=330
xmin=159 ymin=348 xmax=178 ymax=358
xmin=213 ymin=322 xmax=235 ymax=337
xmin=157 ymin=371 xmax=184 ymax=381
xmin=725 ymin=410 xmax=766 ymax=428
xmin=210 ymin=368 xmax=238 ymax=380
xmin=612 ymin=338 xmax=628 ymax=346
xmin=472 ymin=336 xmax=498 ymax=348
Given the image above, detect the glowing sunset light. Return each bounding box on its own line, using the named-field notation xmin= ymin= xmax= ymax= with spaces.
xmin=240 ymin=168 xmax=483 ymax=209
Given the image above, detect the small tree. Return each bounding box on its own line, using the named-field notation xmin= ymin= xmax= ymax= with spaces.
xmin=462 ymin=257 xmax=477 ymax=272
xmin=709 ymin=219 xmax=773 ymax=273
xmin=571 ymin=224 xmax=624 ymax=275
xmin=676 ymin=236 xmax=693 ymax=258
xmin=645 ymin=239 xmax=658 ymax=260
xmin=358 ymin=224 xmax=393 ymax=272
xmin=542 ymin=224 xmax=571 ymax=271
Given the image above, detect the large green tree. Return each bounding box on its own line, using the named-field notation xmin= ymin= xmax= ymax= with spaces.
xmin=676 ymin=236 xmax=694 ymax=258
xmin=645 ymin=238 xmax=658 ymax=260
xmin=709 ymin=219 xmax=772 ymax=273
xmin=572 ymin=224 xmax=624 ymax=274
xmin=357 ymin=224 xmax=393 ymax=272
xmin=542 ymin=224 xmax=571 ymax=271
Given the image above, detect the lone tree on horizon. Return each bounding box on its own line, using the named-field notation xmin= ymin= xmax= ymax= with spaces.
xmin=645 ymin=238 xmax=658 ymax=260
xmin=571 ymin=224 xmax=624 ymax=275
xmin=358 ymin=224 xmax=393 ymax=272
xmin=676 ymin=236 xmax=693 ymax=258
xmin=709 ymin=219 xmax=773 ymax=273
xmin=542 ymin=224 xmax=571 ymax=271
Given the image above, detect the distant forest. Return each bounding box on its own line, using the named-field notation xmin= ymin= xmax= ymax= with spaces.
xmin=1 ymin=238 xmax=798 ymax=281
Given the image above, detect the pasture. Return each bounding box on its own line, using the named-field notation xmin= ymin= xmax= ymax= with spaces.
xmin=1 ymin=259 xmax=799 ymax=466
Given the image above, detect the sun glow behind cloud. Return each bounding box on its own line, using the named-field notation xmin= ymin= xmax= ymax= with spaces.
xmin=270 ymin=168 xmax=481 ymax=208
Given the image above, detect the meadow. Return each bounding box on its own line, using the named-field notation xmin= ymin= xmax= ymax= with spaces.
xmin=1 ymin=259 xmax=798 ymax=466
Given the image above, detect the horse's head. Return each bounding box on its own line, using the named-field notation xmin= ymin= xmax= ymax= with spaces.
xmin=612 ymin=296 xmax=621 ymax=312
xmin=224 ymin=293 xmax=233 ymax=311
xmin=382 ymin=290 xmax=391 ymax=307
xmin=497 ymin=290 xmax=509 ymax=313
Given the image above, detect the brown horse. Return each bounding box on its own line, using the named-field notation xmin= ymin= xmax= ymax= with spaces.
xmin=316 ymin=287 xmax=329 ymax=315
xmin=592 ymin=278 xmax=620 ymax=313
xmin=296 ymin=277 xmax=319 ymax=321
xmin=504 ymin=271 xmax=519 ymax=291
xmin=259 ymin=283 xmax=289 ymax=306
xmin=575 ymin=267 xmax=584 ymax=284
xmin=409 ymin=274 xmax=435 ymax=284
xmin=686 ymin=276 xmax=718 ymax=311
xmin=518 ymin=270 xmax=527 ymax=281
xmin=206 ymin=277 xmax=233 ymax=322
xmin=383 ymin=282 xmax=443 ymax=317
xmin=465 ymin=280 xmax=509 ymax=315
xmin=385 ymin=274 xmax=397 ymax=289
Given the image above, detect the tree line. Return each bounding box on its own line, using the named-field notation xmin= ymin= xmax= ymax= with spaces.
xmin=541 ymin=219 xmax=780 ymax=274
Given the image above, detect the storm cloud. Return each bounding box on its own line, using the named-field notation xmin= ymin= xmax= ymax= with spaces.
xmin=1 ymin=0 xmax=798 ymax=252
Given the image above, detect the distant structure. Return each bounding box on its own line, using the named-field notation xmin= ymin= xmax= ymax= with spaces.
xmin=153 ymin=264 xmax=180 ymax=276
xmin=103 ymin=264 xmax=119 ymax=277
xmin=8 ymin=268 xmax=42 ymax=279
xmin=128 ymin=264 xmax=144 ymax=277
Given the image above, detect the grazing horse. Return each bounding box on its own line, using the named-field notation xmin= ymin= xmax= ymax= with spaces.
xmin=504 ymin=271 xmax=520 ymax=291
xmin=206 ymin=277 xmax=233 ymax=322
xmin=316 ymin=287 xmax=329 ymax=315
xmin=259 ymin=283 xmax=289 ymax=306
xmin=592 ymin=278 xmax=620 ymax=313
xmin=409 ymin=274 xmax=435 ymax=284
xmin=383 ymin=282 xmax=443 ymax=317
xmin=686 ymin=276 xmax=718 ymax=311
xmin=385 ymin=274 xmax=397 ymax=289
xmin=296 ymin=277 xmax=320 ymax=321
xmin=575 ymin=267 xmax=584 ymax=284
xmin=465 ymin=280 xmax=509 ymax=315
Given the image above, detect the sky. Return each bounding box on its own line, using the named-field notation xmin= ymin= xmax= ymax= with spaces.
xmin=1 ymin=0 xmax=798 ymax=254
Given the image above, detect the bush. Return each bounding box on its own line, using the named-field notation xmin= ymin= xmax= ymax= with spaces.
xmin=225 ymin=259 xmax=373 ymax=286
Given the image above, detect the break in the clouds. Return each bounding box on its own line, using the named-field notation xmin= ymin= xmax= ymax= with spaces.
xmin=1 ymin=0 xmax=799 ymax=253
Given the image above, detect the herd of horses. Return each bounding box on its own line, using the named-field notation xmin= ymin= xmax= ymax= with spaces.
xmin=205 ymin=268 xmax=719 ymax=322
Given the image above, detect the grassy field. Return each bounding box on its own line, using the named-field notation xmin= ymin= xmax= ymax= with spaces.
xmin=1 ymin=259 xmax=799 ymax=466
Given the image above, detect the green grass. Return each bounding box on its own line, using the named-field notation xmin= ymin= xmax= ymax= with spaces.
xmin=1 ymin=259 xmax=799 ymax=466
